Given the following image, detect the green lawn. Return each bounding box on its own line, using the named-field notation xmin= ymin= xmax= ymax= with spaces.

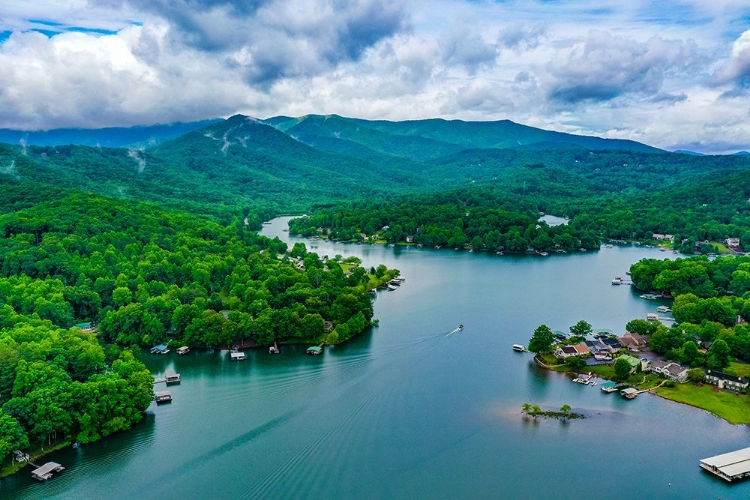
xmin=655 ymin=383 xmax=750 ymax=425
xmin=728 ymin=361 xmax=750 ymax=378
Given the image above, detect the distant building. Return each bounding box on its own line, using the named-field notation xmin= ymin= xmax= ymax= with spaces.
xmin=705 ymin=370 xmax=749 ymax=392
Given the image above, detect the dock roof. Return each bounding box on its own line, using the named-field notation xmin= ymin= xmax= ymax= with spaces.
xmin=32 ymin=462 xmax=63 ymax=476
xmin=700 ymin=447 xmax=750 ymax=480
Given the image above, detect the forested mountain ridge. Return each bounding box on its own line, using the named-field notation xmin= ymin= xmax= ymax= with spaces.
xmin=264 ymin=114 xmax=663 ymax=163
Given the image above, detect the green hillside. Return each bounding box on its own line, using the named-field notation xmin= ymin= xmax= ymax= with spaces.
xmin=265 ymin=114 xmax=663 ymax=164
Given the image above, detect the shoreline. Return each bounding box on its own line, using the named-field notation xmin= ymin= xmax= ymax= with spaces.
xmin=533 ymin=354 xmax=750 ymax=426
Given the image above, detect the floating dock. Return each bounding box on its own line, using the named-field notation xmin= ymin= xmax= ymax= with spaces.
xmin=307 ymin=345 xmax=323 ymax=355
xmin=230 ymin=351 xmax=247 ymax=361
xmin=176 ymin=346 xmax=190 ymax=355
xmin=700 ymin=447 xmax=750 ymax=482
xmin=31 ymin=462 xmax=65 ymax=481
xmin=165 ymin=371 xmax=181 ymax=385
xmin=150 ymin=344 xmax=170 ymax=354
xmin=155 ymin=390 xmax=172 ymax=404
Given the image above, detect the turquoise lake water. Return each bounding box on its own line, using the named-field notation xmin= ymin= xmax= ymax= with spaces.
xmin=3 ymin=217 xmax=749 ymax=499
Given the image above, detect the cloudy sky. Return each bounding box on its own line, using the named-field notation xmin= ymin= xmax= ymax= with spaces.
xmin=2 ymin=0 xmax=750 ymax=153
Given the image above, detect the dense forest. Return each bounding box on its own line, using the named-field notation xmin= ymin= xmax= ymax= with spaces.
xmin=627 ymin=256 xmax=750 ymax=370
xmin=288 ymin=190 xmax=601 ymax=253
xmin=0 ymin=192 xmax=396 ymax=467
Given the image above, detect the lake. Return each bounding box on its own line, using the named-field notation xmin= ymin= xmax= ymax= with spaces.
xmin=3 ymin=217 xmax=749 ymax=499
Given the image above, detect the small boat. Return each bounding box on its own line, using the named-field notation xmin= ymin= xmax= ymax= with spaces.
xmin=640 ymin=293 xmax=658 ymax=300
xmin=269 ymin=342 xmax=280 ymax=354
xmin=612 ymin=276 xmax=623 ymax=285
xmin=646 ymin=313 xmax=659 ymax=321
xmin=458 ymin=324 xmax=464 ymax=330
xmin=656 ymin=306 xmax=671 ymax=313
xmin=512 ymin=344 xmax=525 ymax=352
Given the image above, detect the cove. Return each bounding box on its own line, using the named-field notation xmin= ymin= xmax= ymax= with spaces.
xmin=3 ymin=217 xmax=749 ymax=499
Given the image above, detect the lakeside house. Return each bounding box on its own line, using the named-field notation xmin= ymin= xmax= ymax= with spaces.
xmin=649 ymin=359 xmax=688 ymax=382
xmin=75 ymin=322 xmax=97 ymax=333
xmin=555 ymin=346 xmax=579 ymax=359
xmin=618 ymin=332 xmax=649 ymax=350
xmin=705 ymin=370 xmax=749 ymax=391
xmin=617 ymin=355 xmax=643 ymax=375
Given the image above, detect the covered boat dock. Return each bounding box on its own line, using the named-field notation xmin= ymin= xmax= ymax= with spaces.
xmin=31 ymin=462 xmax=65 ymax=481
xmin=700 ymin=446 xmax=750 ymax=482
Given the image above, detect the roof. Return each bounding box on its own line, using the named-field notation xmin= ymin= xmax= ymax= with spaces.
xmin=650 ymin=359 xmax=671 ymax=370
xmin=706 ymin=370 xmax=746 ymax=383
xmin=666 ymin=363 xmax=687 ymax=377
xmin=573 ymin=344 xmax=590 ymax=354
xmin=701 ymin=447 xmax=750 ymax=478
xmin=32 ymin=462 xmax=62 ymax=475
xmin=152 ymin=344 xmax=168 ymax=350
xmin=560 ymin=346 xmax=578 ymax=355
xmin=601 ymin=381 xmax=616 ymax=388
xmin=75 ymin=322 xmax=92 ymax=328
xmin=307 ymin=346 xmax=323 ymax=353
xmin=618 ymin=355 xmax=641 ymax=368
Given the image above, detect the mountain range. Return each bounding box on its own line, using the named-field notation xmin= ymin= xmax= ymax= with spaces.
xmin=1 ymin=114 xmax=748 ymax=220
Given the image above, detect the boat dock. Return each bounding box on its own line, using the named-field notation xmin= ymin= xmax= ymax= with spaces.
xmin=230 ymin=351 xmax=247 ymax=361
xmin=165 ymin=371 xmax=181 ymax=385
xmin=307 ymin=344 xmax=324 ymax=355
xmin=150 ymin=344 xmax=170 ymax=354
xmin=176 ymin=346 xmax=190 ymax=355
xmin=700 ymin=446 xmax=750 ymax=482
xmin=154 ymin=390 xmax=172 ymax=404
xmin=31 ymin=462 xmax=65 ymax=481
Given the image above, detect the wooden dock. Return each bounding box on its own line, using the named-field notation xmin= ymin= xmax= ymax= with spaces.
xmin=31 ymin=462 xmax=65 ymax=481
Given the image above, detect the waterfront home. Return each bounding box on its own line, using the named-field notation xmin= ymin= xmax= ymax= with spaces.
xmin=572 ymin=344 xmax=590 ymax=356
xmin=555 ymin=346 xmax=580 ymax=359
xmin=617 ymin=333 xmax=649 ymax=350
xmin=617 ymin=355 xmax=643 ymax=375
xmin=650 ymin=359 xmax=688 ymax=382
xmin=585 ymin=339 xmax=618 ymax=355
xmin=704 ymin=370 xmax=749 ymax=391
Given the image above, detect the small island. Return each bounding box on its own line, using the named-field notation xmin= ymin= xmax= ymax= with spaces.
xmin=521 ymin=403 xmax=585 ymax=421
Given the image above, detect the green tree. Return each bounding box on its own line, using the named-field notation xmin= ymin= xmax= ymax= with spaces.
xmin=687 ymin=367 xmax=706 ymax=383
xmin=528 ymin=324 xmax=555 ymax=355
xmin=559 ymin=404 xmax=571 ymax=420
xmin=0 ymin=409 xmax=29 ymax=463
xmin=570 ymin=320 xmax=592 ymax=338
xmin=707 ymin=339 xmax=731 ymax=369
xmin=614 ymin=358 xmax=632 ymax=381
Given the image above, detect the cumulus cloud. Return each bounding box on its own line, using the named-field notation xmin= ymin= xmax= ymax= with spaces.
xmin=92 ymin=0 xmax=407 ymax=83
xmin=546 ymin=30 xmax=703 ymax=106
xmin=1 ymin=1 xmax=750 ymax=152
xmin=713 ymin=29 xmax=750 ymax=88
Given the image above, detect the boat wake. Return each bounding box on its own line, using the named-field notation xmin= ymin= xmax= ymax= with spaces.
xmin=445 ymin=325 xmax=465 ymax=337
